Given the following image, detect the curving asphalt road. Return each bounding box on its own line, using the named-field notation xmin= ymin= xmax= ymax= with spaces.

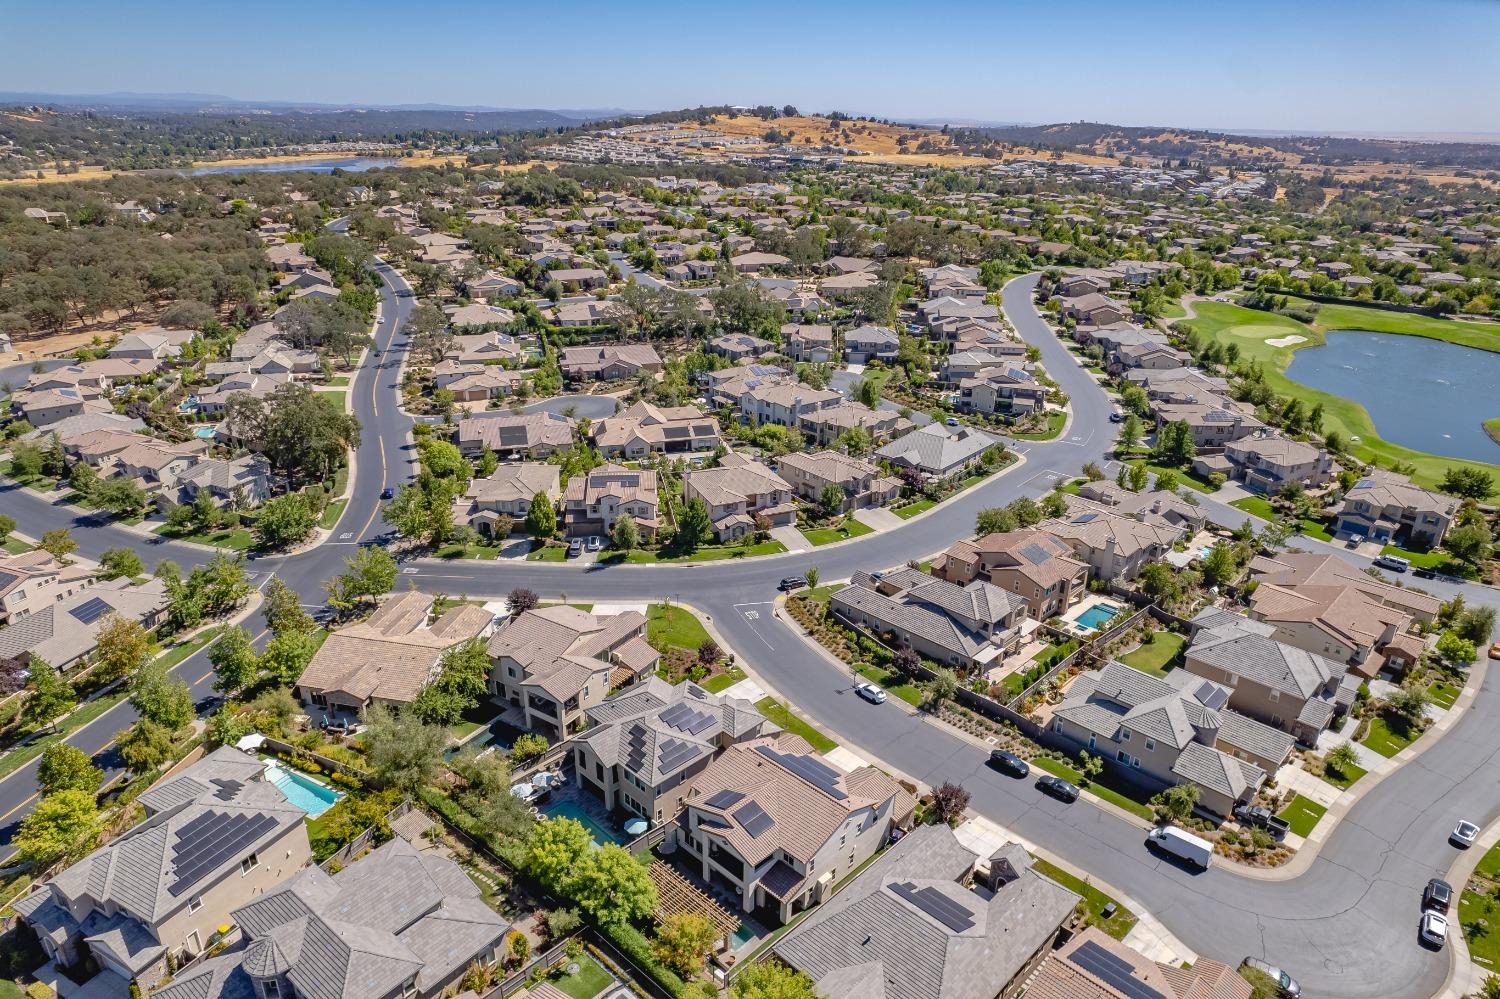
xmin=3 ymin=271 xmax=1495 ymax=998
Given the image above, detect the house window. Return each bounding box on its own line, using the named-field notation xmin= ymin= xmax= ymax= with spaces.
xmin=1145 ymin=739 xmax=1155 ymax=752
xmin=1117 ymin=750 xmax=1130 ymax=764
xmin=262 ymin=981 xmax=280 ymax=999
xmin=1121 ymin=729 xmax=1131 ymax=741
xmin=240 ymin=853 xmax=259 ymax=875
xmin=1268 ymin=689 xmax=1280 ymax=702
xmin=188 ymin=895 xmax=203 ymax=913
xmin=1088 ymin=736 xmax=1096 ymax=751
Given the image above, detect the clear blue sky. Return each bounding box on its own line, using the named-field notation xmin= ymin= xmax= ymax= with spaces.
xmin=5 ymin=0 xmax=1499 ymax=135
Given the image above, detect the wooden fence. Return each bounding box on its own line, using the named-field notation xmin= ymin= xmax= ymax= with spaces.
xmin=318 ymin=799 xmax=413 ymax=872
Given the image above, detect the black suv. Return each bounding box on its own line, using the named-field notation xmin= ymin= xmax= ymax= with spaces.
xmin=1038 ymin=775 xmax=1081 ymax=802
xmin=1423 ymin=877 xmax=1453 ymax=913
xmin=779 ymin=577 xmax=807 ymax=591
xmin=988 ymin=750 xmax=1030 ymax=778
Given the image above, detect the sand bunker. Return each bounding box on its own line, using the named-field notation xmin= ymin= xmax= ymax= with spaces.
xmin=1266 ymin=335 xmax=1308 ymax=348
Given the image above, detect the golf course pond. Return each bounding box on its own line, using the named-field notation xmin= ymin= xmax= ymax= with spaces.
xmin=1286 ymin=329 xmax=1500 ymax=463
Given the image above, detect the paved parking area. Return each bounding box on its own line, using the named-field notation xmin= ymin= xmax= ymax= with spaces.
xmin=770 ymin=524 xmax=812 ymax=552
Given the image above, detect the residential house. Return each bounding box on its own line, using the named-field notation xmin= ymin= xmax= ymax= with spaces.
xmin=1056 ymin=293 xmax=1129 ymax=325
xmin=708 ymin=332 xmax=774 ymax=361
xmin=1153 ymin=399 xmax=1266 ymax=448
xmin=933 ymin=531 xmax=1089 ymax=619
xmin=560 ymin=344 xmax=663 ymax=381
xmin=777 ymin=450 xmax=902 ymax=511
xmin=1333 ymin=470 xmax=1457 ymax=547
xmin=155 ymin=836 xmax=508 ymax=999
xmin=736 ymin=380 xmax=841 ymax=428
xmin=1037 ymin=506 xmax=1184 ymax=582
xmin=14 ymin=748 xmax=310 ymax=990
xmin=109 ymin=329 xmax=187 ymax=362
xmin=1050 ymin=661 xmax=1295 ymax=816
xmin=454 ymin=412 xmax=575 ymax=458
xmin=1183 ymin=610 xmax=1359 ymax=742
xmin=466 ymin=270 xmax=523 ymax=298
xmin=1023 ymin=926 xmax=1252 ymax=999
xmin=664 ymin=733 xmax=914 ymax=923
xmin=843 ymin=324 xmax=900 ymax=364
xmin=573 ymin=677 xmax=775 ymax=824
xmin=0 ymin=579 xmax=169 ymax=672
xmin=293 ymin=591 xmax=494 ymax=713
xmin=799 ymin=402 xmax=911 ymax=447
xmin=11 ymin=387 xmax=113 ymax=428
xmin=487 ymin=606 xmax=659 ymax=739
xmin=875 ymin=424 xmax=1000 ymax=480
xmin=729 ymin=251 xmax=790 ymax=272
xmin=447 ymin=302 xmax=517 ymax=328
xmin=940 ymin=347 xmax=1028 ymax=382
xmin=552 ymin=300 xmax=632 ymax=327
xmin=1192 ymin=432 xmax=1335 ymax=494
xmin=0 ymin=550 xmax=95 ymax=626
xmin=831 ymin=569 xmax=1027 ymax=671
xmin=176 ymin=455 xmax=274 ymax=509
xmin=563 ymin=463 xmax=661 ymax=539
xmin=682 ymin=454 xmax=798 ymax=540
xmin=1243 ymin=573 xmax=1426 ymax=679
xmin=958 ymin=366 xmax=1048 ymax=417
xmin=591 ymin=401 xmax=721 ymax=459
xmin=452 ymin=462 xmax=560 ymax=538
xmin=773 ymin=823 xmax=1078 ymax=999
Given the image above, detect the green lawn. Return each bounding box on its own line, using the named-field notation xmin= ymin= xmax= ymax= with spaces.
xmin=1277 ymin=794 xmax=1328 ymax=838
xmin=1428 ymin=679 xmax=1461 ymax=710
xmin=1315 ymin=302 xmax=1500 ymax=354
xmin=1230 ymin=496 xmax=1276 ymax=520
xmin=853 ymin=365 xmax=892 ymax=399
xmin=1379 ymin=544 xmax=1477 ymax=578
xmin=799 ymin=584 xmax=845 ymax=604
xmin=525 ymin=543 xmax=568 ymax=561
xmin=648 ymin=603 xmax=712 ymax=651
xmin=1030 ymin=756 xmax=1155 ymax=821
xmin=1 ymin=538 xmax=30 ymax=554
xmin=153 ymin=524 xmax=255 ymax=550
xmin=1143 ymin=462 xmax=1215 ymax=493
xmin=755 ymin=697 xmax=837 ymax=753
xmin=701 ymin=665 xmax=747 ymax=693
xmin=1319 ymin=759 xmax=1367 ymax=790
xmin=1011 ymin=410 xmax=1068 ymax=441
xmin=1486 ymin=417 xmax=1500 ymax=446
xmin=894 ymin=499 xmax=937 ymax=519
xmin=803 ymin=517 xmax=875 ymax=547
xmin=1119 ymin=631 xmax=1185 ymax=677
xmin=1296 ymin=518 xmax=1335 ymax=542
xmin=605 ymin=539 xmax=789 ymax=563
xmin=849 ymin=661 xmax=923 ymax=707
xmin=1474 ymin=841 xmax=1500 ymax=882
xmin=1161 ymin=300 xmax=1187 ymax=320
xmin=547 ymin=952 xmax=613 ymax=999
xmin=1183 ymin=301 xmax=1500 ymax=489
xmin=324 ymin=375 xmax=351 ymax=386
xmin=1361 ymin=715 xmax=1418 ymax=758
xmin=319 ymin=499 xmax=348 ymax=529
xmin=434 ymin=542 xmax=505 ymax=559
xmin=1032 ymin=858 xmax=1138 ymax=939
xmin=1460 ymin=890 xmax=1500 ymax=971
xmin=317 ymin=389 xmax=348 ymax=410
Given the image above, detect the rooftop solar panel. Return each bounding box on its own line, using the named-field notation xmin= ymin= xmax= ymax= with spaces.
xmin=1019 ymin=543 xmax=1053 ymax=566
xmin=168 ymin=811 xmax=279 ymax=896
xmin=1193 ymin=681 xmax=1229 ymax=711
xmin=753 ymin=746 xmax=847 ymax=800
xmin=733 ymin=801 xmax=775 ymax=838
xmin=1069 ymin=940 xmax=1166 ymax=999
xmin=69 ymin=596 xmax=113 ymax=626
xmin=659 ymin=703 xmax=717 ymax=736
xmin=890 ymin=881 xmax=975 ymax=933
xmin=703 ymin=789 xmax=745 ymax=810
xmin=210 ymin=779 xmax=243 ymax=801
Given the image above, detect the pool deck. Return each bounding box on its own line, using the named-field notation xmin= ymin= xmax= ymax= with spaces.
xmin=1059 ymin=594 xmax=1125 ymax=638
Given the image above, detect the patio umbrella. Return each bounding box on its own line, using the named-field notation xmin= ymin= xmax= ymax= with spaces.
xmin=509 ymin=783 xmax=534 ymax=798
xmin=623 ymin=819 xmax=649 ymax=837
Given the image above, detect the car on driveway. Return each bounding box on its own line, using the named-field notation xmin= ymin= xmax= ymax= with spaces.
xmin=779 ymin=576 xmax=807 ymax=591
xmin=1452 ymin=820 xmax=1480 ymax=847
xmin=567 ymin=538 xmax=584 ymax=558
xmin=1038 ymin=775 xmax=1080 ymax=802
xmin=380 ymin=486 xmax=395 ymax=500
xmin=1345 ymin=534 xmax=1364 ymax=549
xmin=1242 ymin=958 xmax=1301 ymax=998
xmin=1422 ymin=878 xmax=1453 ymax=914
xmin=855 ymin=682 xmax=887 ymax=705
xmin=988 ymin=750 xmax=1029 ymax=778
xmin=1109 ymin=409 xmax=1125 ymax=423
xmin=586 ymin=535 xmax=603 ymax=552
xmin=1420 ymin=911 xmax=1449 ymax=948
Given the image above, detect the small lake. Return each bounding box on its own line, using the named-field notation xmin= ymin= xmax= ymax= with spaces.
xmin=189 ymin=156 xmax=397 ymax=175
xmin=1286 ymin=329 xmax=1500 ymax=462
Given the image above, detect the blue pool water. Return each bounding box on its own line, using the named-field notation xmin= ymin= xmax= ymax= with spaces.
xmin=193 ymin=426 xmax=217 ymax=439
xmin=265 ymin=761 xmax=344 ymax=818
xmin=543 ymin=799 xmax=630 ymax=847
xmin=1076 ymin=604 xmax=1123 ymax=631
xmin=731 ymin=923 xmax=756 ymax=948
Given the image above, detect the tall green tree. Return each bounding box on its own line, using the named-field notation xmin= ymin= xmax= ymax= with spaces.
xmin=254 ymin=492 xmax=319 ymax=550
xmin=676 ymin=498 xmax=714 ymax=551
xmin=364 ymin=704 xmax=448 ymax=794
xmin=118 ymin=719 xmax=176 ymax=772
xmin=262 ymin=576 xmax=314 ymax=636
xmin=93 ymin=613 xmax=153 ymax=683
xmin=37 ymin=743 xmax=103 ymax=795
xmin=129 ymin=660 xmax=195 ymax=731
xmin=14 ymin=790 xmax=99 ymax=868
xmin=24 ymin=660 xmax=75 ymax=728
xmin=324 ymin=546 xmax=398 ymax=610
xmin=260 ymin=630 xmax=320 ymax=686
xmin=99 ymin=547 xmax=144 ymax=580
xmin=209 ymin=625 xmax=261 ymax=695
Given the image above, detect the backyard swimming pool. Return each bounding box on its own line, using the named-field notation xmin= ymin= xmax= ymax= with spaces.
xmin=543 ymin=798 xmax=630 ymax=847
xmin=1076 ymin=603 xmax=1124 ymax=631
xmin=264 ymin=761 xmax=344 ymax=818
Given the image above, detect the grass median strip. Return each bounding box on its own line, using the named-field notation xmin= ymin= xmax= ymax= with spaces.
xmin=1031 ymin=858 xmax=1137 ymax=939
xmin=755 ymin=697 xmax=836 ymax=753
xmin=1277 ymin=794 xmax=1327 ymax=838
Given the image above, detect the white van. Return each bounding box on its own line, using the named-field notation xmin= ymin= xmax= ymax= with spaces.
xmin=1373 ymin=554 xmax=1410 ymax=573
xmin=1148 ymin=825 xmax=1213 ymax=869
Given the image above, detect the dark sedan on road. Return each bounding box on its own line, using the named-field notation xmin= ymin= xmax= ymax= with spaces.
xmin=988 ymin=750 xmax=1029 ymax=778
xmin=1422 ymin=877 xmax=1452 ymax=913
xmin=1038 ymin=774 xmax=1080 ymax=802
xmin=380 ymin=486 xmax=395 ymax=499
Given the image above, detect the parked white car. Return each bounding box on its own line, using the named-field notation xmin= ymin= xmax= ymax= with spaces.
xmin=1420 ymin=911 xmax=1449 ymax=948
xmin=1452 ymin=820 xmax=1480 ymax=848
xmin=855 ymin=682 xmax=887 ymax=705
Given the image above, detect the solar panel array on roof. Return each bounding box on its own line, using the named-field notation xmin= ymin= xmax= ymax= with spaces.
xmin=733 ymin=801 xmax=775 ymax=838
xmin=210 ymin=779 xmax=243 ymax=801
xmin=1193 ymin=681 xmax=1229 ymax=711
xmin=69 ymin=596 xmax=113 ymax=626
xmin=625 ymin=725 xmax=650 ymax=772
xmin=168 ymin=811 xmax=279 ymax=896
xmin=1069 ymin=940 xmax=1166 ymax=999
xmin=889 ymin=881 xmax=975 ymax=933
xmin=1072 ymin=513 xmax=1099 ymax=524
xmin=703 ymin=789 xmax=745 ymax=810
xmin=657 ymin=737 xmax=704 ymax=775
xmin=753 ymin=746 xmax=847 ymax=800
xmin=1019 ymin=542 xmax=1053 ymax=565
xmin=659 ymin=702 xmax=717 ymax=736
